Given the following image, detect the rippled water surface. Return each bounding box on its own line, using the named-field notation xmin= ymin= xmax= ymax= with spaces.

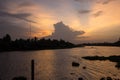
xmin=0 ymin=46 xmax=120 ymax=80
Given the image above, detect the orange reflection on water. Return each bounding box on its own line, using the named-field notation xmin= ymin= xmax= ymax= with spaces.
xmin=34 ymin=50 xmax=56 ymax=80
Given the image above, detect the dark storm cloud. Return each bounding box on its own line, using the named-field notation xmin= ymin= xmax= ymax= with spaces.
xmin=93 ymin=11 xmax=103 ymax=17
xmin=46 ymin=22 xmax=85 ymax=43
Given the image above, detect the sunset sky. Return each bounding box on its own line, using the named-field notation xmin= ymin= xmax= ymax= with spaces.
xmin=0 ymin=0 xmax=120 ymax=43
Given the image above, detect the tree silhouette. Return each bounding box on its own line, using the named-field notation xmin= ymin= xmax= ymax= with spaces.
xmin=3 ymin=34 xmax=11 ymax=42
xmin=0 ymin=34 xmax=76 ymax=51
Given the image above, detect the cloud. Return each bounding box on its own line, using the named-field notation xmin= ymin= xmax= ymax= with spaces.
xmin=73 ymin=0 xmax=95 ymax=25
xmin=0 ymin=0 xmax=30 ymax=11
xmin=0 ymin=11 xmax=36 ymax=23
xmin=78 ymin=9 xmax=103 ymax=18
xmin=97 ymin=0 xmax=116 ymax=5
xmin=19 ymin=1 xmax=36 ymax=7
xmin=74 ymin=0 xmax=94 ymax=2
xmin=78 ymin=10 xmax=92 ymax=14
xmin=93 ymin=11 xmax=103 ymax=17
xmin=0 ymin=0 xmax=37 ymax=23
xmin=46 ymin=21 xmax=85 ymax=43
xmin=74 ymin=0 xmax=85 ymax=2
xmin=75 ymin=0 xmax=117 ymax=5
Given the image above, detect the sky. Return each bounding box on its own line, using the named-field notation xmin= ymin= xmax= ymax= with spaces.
xmin=0 ymin=0 xmax=120 ymax=43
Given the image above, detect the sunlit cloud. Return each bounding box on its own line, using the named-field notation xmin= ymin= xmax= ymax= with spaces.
xmin=46 ymin=22 xmax=85 ymax=43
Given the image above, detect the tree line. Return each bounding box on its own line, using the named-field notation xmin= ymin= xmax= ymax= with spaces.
xmin=0 ymin=34 xmax=75 ymax=52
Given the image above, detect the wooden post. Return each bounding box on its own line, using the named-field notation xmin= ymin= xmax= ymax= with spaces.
xmin=31 ymin=60 xmax=34 ymax=80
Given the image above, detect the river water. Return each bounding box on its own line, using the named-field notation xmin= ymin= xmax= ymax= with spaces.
xmin=0 ymin=46 xmax=120 ymax=80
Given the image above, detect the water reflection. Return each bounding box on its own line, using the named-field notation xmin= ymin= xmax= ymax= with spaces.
xmin=0 ymin=46 xmax=120 ymax=80
xmin=34 ymin=50 xmax=56 ymax=80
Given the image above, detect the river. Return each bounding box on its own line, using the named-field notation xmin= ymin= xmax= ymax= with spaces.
xmin=0 ymin=46 xmax=120 ymax=80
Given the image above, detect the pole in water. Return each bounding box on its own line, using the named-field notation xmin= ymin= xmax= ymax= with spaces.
xmin=31 ymin=60 xmax=34 ymax=80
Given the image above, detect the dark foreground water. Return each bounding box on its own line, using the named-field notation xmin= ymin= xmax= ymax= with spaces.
xmin=0 ymin=46 xmax=120 ymax=80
